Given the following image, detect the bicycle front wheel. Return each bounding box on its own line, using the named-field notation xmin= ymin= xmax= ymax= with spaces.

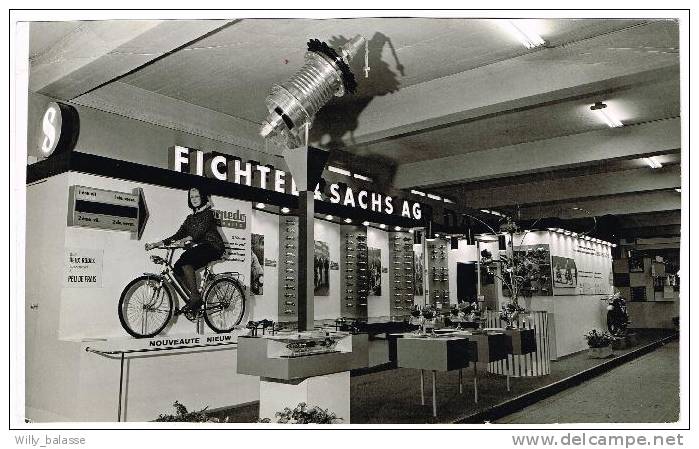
xmin=203 ymin=277 xmax=246 ymax=333
xmin=118 ymin=276 xmax=173 ymax=338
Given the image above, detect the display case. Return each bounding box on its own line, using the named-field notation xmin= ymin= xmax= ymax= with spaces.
xmin=237 ymin=331 xmax=368 ymax=380
xmin=426 ymin=237 xmax=450 ymax=309
xmin=388 ymin=231 xmax=415 ymax=317
xmin=341 ymin=225 xmax=369 ymax=319
xmin=278 ymin=216 xmax=299 ymax=323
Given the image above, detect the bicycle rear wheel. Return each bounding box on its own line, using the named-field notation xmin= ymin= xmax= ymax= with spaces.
xmin=118 ymin=276 xmax=173 ymax=338
xmin=203 ymin=277 xmax=245 ymax=333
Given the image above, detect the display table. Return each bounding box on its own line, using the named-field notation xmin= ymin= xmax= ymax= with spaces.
xmin=485 ymin=311 xmax=551 ymax=377
xmin=395 ymin=334 xmax=472 ymax=417
xmin=237 ymin=331 xmax=368 ymax=423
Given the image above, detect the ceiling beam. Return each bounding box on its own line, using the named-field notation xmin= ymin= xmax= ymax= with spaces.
xmin=619 ymin=225 xmax=681 ymax=239
xmin=617 ymin=210 xmax=682 ymax=229
xmin=515 ymin=190 xmax=680 ymax=220
xmin=321 ymin=21 xmax=678 ymax=148
xmin=393 ymin=117 xmax=680 ymax=189
xmin=449 ymin=164 xmax=680 ymax=209
xmin=71 ymin=81 xmax=265 ymax=153
xmin=31 ymin=20 xmax=232 ymax=100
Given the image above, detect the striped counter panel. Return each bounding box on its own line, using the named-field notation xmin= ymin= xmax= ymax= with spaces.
xmin=485 ymin=311 xmax=551 ymax=377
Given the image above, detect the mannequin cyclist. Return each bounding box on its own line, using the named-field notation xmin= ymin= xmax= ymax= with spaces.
xmin=145 ymin=187 xmax=225 ymax=315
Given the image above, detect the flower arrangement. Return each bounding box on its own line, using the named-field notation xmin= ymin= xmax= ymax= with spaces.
xmin=499 ymin=302 xmax=526 ymax=328
xmin=258 ymin=402 xmax=341 ymax=424
xmin=584 ymin=329 xmax=613 ymax=348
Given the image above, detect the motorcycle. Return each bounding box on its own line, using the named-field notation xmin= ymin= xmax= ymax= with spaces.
xmin=601 ymin=292 xmax=630 ymax=336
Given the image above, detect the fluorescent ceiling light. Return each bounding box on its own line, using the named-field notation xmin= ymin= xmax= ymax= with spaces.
xmin=325 ymin=215 xmax=334 ymax=220
xmin=328 ymin=166 xmax=351 ymax=177
xmin=643 ymin=157 xmax=663 ymax=169
xmin=501 ymin=20 xmax=546 ymax=49
xmin=362 ymin=221 xmax=370 ymax=226
xmin=281 ymin=207 xmax=290 ymax=214
xmin=379 ymin=224 xmax=387 ymax=229
xmin=590 ymin=102 xmax=623 ymax=128
xmin=426 ymin=193 xmax=442 ymax=201
xmin=410 ymin=190 xmax=426 ymax=196
xmin=443 ymin=198 xmax=454 ymax=204
xmin=353 ymin=173 xmax=372 ymax=182
xmin=255 ymin=202 xmax=265 ymax=209
xmin=344 ymin=218 xmax=352 ymax=224
xmin=395 ymin=226 xmax=402 ymax=231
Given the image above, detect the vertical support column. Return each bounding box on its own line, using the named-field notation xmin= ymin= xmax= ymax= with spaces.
xmin=297 ymin=191 xmax=315 ymax=331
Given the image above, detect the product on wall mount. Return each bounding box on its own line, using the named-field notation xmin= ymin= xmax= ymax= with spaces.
xmin=259 ymin=35 xmax=367 ymax=149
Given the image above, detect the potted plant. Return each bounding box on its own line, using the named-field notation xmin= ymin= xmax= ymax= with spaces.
xmin=584 ymin=329 xmax=614 ymax=358
xmin=258 ymin=402 xmax=341 ymax=424
xmin=499 ymin=302 xmax=526 ymax=329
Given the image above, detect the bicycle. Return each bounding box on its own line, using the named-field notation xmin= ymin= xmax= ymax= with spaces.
xmin=118 ymin=242 xmax=247 ymax=338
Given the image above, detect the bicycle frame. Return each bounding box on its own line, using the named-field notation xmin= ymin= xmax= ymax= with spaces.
xmin=147 ymin=245 xmax=245 ymax=310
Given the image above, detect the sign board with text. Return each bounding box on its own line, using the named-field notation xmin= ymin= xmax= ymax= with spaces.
xmin=67 ymin=185 xmax=149 ymax=238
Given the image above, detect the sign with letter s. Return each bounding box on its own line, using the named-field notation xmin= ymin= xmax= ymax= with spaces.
xmin=37 ymin=102 xmax=80 ymax=159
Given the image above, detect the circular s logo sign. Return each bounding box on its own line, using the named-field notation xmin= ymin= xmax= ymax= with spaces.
xmin=37 ymin=102 xmax=79 ymax=158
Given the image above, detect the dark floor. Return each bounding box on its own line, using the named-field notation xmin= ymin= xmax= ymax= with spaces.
xmin=211 ymin=329 xmax=677 ymax=424
xmin=496 ymin=340 xmax=679 ymax=423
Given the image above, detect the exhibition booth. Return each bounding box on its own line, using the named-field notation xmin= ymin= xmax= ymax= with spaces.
xmin=24 ymin=79 xmax=677 ymax=423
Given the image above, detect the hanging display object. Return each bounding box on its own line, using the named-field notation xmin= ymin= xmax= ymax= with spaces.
xmin=259 ymin=35 xmax=367 ymax=149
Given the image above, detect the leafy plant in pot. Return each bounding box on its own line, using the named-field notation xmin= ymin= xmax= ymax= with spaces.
xmin=584 ymin=329 xmax=614 ymax=359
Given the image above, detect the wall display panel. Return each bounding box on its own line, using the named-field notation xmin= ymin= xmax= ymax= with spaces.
xmin=368 ymin=248 xmax=382 ymax=296
xmin=366 ymin=227 xmax=390 ymax=318
xmin=426 ymin=238 xmax=449 ymax=309
xmin=278 ymin=216 xmax=299 ymax=323
xmin=388 ymin=231 xmax=414 ymax=316
xmin=57 ymin=172 xmax=253 ymax=340
xmin=340 ymin=225 xmax=368 ymax=319
xmin=413 ymin=244 xmax=425 ymax=297
xmin=250 ymin=210 xmax=279 ymax=321
xmin=313 ymin=220 xmax=341 ymax=320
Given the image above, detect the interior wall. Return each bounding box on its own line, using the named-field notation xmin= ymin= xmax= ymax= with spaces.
xmin=367 ymin=227 xmax=390 ymax=318
xmin=313 ymin=219 xmax=341 ymax=320
xmin=447 ymin=240 xmax=478 ymax=305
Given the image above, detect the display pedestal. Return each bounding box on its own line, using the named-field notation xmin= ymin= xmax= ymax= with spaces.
xmin=259 ymin=371 xmax=350 ymax=423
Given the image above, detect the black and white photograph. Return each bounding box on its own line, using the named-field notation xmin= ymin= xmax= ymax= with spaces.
xmin=251 ymin=233 xmax=264 ymax=295
xmin=368 ymin=247 xmax=382 ymax=296
xmin=8 ymin=7 xmax=692 ymax=443
xmin=314 ymin=240 xmax=330 ymax=296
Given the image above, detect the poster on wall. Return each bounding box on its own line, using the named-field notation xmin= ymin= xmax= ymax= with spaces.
xmin=629 ymin=256 xmax=645 ymax=273
xmin=413 ymin=248 xmax=424 ymax=296
xmin=502 ymin=244 xmax=553 ymax=297
xmin=210 ymin=199 xmax=251 ymax=287
xmin=552 ymin=256 xmax=578 ymax=288
xmin=251 ymin=234 xmax=264 ymax=295
xmin=314 ymin=241 xmax=330 ymax=296
xmin=64 ymin=248 xmax=103 ymax=288
xmin=368 ymin=248 xmax=382 ymax=296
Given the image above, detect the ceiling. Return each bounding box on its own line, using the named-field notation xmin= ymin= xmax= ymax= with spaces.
xmin=27 ymin=17 xmax=682 ymax=244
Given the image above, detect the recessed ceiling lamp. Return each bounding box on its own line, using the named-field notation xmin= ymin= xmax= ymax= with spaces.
xmin=362 ymin=220 xmax=370 ymax=226
xmin=590 ymin=102 xmax=623 ymax=128
xmin=501 ymin=20 xmax=546 ymax=49
xmin=395 ymin=226 xmax=402 ymax=231
xmin=328 ymin=166 xmax=351 ymax=177
xmin=643 ymin=157 xmax=663 ymax=169
xmin=408 ymin=229 xmax=414 ymax=234
xmin=281 ymin=207 xmax=291 ymax=214
xmin=255 ymin=202 xmax=266 ymax=209
xmin=344 ymin=218 xmax=352 ymax=224
xmin=325 ymin=214 xmax=334 ymax=220
xmin=379 ymin=224 xmax=387 ymax=229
